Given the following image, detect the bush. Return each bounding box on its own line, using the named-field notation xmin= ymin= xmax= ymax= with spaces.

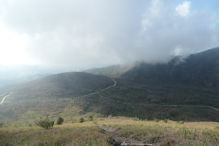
xmin=79 ymin=117 xmax=85 ymax=123
xmin=178 ymin=120 xmax=184 ymax=124
xmin=154 ymin=118 xmax=160 ymax=122
xmin=163 ymin=119 xmax=168 ymax=123
xmin=35 ymin=119 xmax=54 ymax=129
xmin=56 ymin=117 xmax=64 ymax=125
xmin=89 ymin=116 xmax=93 ymax=121
xmin=0 ymin=122 xmax=3 ymax=127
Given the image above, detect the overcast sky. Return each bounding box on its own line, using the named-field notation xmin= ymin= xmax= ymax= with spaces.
xmin=0 ymin=0 xmax=219 ymax=70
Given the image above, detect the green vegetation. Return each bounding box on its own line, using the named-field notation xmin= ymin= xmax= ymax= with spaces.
xmin=10 ymin=72 xmax=113 ymax=99
xmin=35 ymin=119 xmax=54 ymax=130
xmin=89 ymin=115 xmax=93 ymax=121
xmin=164 ymin=119 xmax=168 ymax=123
xmin=0 ymin=117 xmax=218 ymax=145
xmin=77 ymin=85 xmax=219 ymax=121
xmin=0 ymin=47 xmax=219 ymax=145
xmin=56 ymin=117 xmax=64 ymax=125
xmin=178 ymin=120 xmax=185 ymax=124
xmin=79 ymin=117 xmax=85 ymax=123
xmin=1 ymin=48 xmax=219 ymax=123
xmin=154 ymin=118 xmax=160 ymax=122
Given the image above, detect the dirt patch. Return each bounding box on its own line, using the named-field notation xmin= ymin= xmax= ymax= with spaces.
xmin=99 ymin=126 xmax=153 ymax=146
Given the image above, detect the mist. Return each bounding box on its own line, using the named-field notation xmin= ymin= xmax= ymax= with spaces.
xmin=0 ymin=0 xmax=219 ymax=69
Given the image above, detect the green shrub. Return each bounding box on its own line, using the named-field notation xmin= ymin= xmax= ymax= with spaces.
xmin=56 ymin=117 xmax=64 ymax=125
xmin=163 ymin=119 xmax=168 ymax=123
xmin=35 ymin=119 xmax=54 ymax=129
xmin=89 ymin=116 xmax=93 ymax=121
xmin=80 ymin=117 xmax=85 ymax=123
xmin=178 ymin=120 xmax=184 ymax=124
xmin=154 ymin=118 xmax=160 ymax=122
xmin=0 ymin=122 xmax=3 ymax=127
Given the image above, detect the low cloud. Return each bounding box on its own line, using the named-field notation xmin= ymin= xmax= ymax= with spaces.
xmin=0 ymin=0 xmax=218 ymax=69
xmin=176 ymin=1 xmax=191 ymax=17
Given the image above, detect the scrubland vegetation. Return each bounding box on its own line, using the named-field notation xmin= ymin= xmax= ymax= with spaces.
xmin=0 ymin=48 xmax=219 ymax=145
xmin=0 ymin=117 xmax=218 ymax=146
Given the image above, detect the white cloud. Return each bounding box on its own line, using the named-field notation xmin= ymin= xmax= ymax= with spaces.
xmin=176 ymin=1 xmax=191 ymax=17
xmin=173 ymin=46 xmax=185 ymax=56
xmin=141 ymin=0 xmax=161 ymax=32
xmin=0 ymin=22 xmax=36 ymax=65
xmin=0 ymin=0 xmax=218 ymax=69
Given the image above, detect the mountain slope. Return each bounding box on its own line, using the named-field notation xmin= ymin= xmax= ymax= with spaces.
xmin=119 ymin=48 xmax=219 ymax=107
xmin=86 ymin=64 xmax=134 ymax=78
xmin=78 ymin=48 xmax=219 ymax=121
xmin=0 ymin=72 xmax=114 ymax=124
xmin=1 ymin=48 xmax=219 ymax=123
xmin=122 ymin=47 xmax=219 ymax=88
xmin=9 ymin=72 xmax=114 ymax=99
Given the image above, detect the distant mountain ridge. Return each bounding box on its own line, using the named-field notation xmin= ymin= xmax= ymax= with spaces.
xmin=78 ymin=47 xmax=219 ymax=121
xmin=123 ymin=47 xmax=219 ymax=88
xmin=1 ymin=47 xmax=219 ymax=123
xmin=117 ymin=47 xmax=219 ymax=108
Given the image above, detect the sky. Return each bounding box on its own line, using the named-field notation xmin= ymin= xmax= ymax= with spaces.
xmin=0 ymin=0 xmax=219 ymax=70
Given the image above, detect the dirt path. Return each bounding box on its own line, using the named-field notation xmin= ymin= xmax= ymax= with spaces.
xmin=99 ymin=125 xmax=153 ymax=146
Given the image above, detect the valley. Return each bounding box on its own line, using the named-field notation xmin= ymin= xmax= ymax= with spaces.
xmin=0 ymin=48 xmax=219 ymax=145
xmin=1 ymin=0 xmax=219 ymax=145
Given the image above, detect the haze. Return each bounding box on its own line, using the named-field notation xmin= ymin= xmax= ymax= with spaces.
xmin=0 ymin=0 xmax=219 ymax=69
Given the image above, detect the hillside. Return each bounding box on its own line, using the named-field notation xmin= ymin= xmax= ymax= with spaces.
xmin=79 ymin=48 xmax=219 ymax=121
xmin=123 ymin=47 xmax=219 ymax=87
xmin=8 ymin=72 xmax=114 ymax=99
xmin=121 ymin=47 xmax=219 ymax=107
xmin=0 ymin=48 xmax=219 ymax=124
xmin=0 ymin=72 xmax=114 ymax=124
xmin=86 ymin=64 xmax=134 ymax=78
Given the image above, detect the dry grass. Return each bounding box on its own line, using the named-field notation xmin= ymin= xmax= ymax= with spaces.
xmin=0 ymin=117 xmax=218 ymax=145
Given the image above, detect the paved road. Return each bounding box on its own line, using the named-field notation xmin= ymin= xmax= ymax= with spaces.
xmin=0 ymin=79 xmax=117 ymax=105
xmin=1 ymin=79 xmax=217 ymax=113
xmin=0 ymin=94 xmax=10 ymax=105
xmin=159 ymin=104 xmax=219 ymax=111
xmin=80 ymin=78 xmax=117 ymax=98
xmin=136 ymin=103 xmax=219 ymax=112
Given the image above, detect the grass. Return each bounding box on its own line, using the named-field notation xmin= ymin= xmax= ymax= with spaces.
xmin=0 ymin=117 xmax=218 ymax=145
xmin=0 ymin=123 xmax=109 ymax=146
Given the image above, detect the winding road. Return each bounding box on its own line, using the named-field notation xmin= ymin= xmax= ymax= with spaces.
xmin=152 ymin=104 xmax=219 ymax=112
xmin=0 ymin=94 xmax=10 ymax=105
xmin=0 ymin=79 xmax=117 ymax=105
xmin=80 ymin=78 xmax=117 ymax=98
xmin=1 ymin=79 xmax=218 ymax=113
